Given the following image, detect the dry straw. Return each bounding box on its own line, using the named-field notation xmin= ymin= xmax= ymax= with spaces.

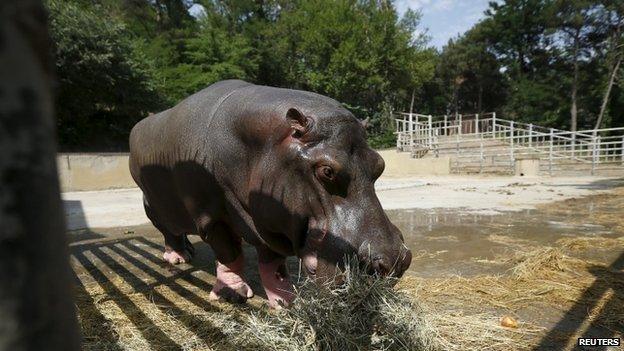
xmin=78 ymin=239 xmax=624 ymax=351
xmin=235 ymin=257 xmax=440 ymax=351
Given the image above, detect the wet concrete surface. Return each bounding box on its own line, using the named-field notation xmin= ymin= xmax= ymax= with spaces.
xmin=389 ymin=202 xmax=622 ymax=278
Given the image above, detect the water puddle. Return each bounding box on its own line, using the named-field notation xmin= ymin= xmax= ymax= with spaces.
xmin=388 ymin=196 xmax=623 ymax=278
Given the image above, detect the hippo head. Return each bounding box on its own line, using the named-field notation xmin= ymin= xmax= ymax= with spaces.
xmin=248 ymin=101 xmax=412 ymax=282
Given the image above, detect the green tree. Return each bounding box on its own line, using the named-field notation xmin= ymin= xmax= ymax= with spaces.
xmin=548 ymin=0 xmax=601 ymax=131
xmin=264 ymin=0 xmax=435 ymax=142
xmin=47 ymin=0 xmax=438 ymax=149
xmin=149 ymin=13 xmax=258 ymax=102
xmin=48 ymin=0 xmax=164 ymax=149
xmin=435 ymin=24 xmax=506 ymax=115
xmin=594 ymin=0 xmax=624 ymax=129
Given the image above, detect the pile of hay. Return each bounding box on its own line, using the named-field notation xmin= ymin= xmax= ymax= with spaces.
xmin=235 ymin=259 xmax=439 ymax=351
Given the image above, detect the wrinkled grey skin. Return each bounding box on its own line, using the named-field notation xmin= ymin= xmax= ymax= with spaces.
xmin=129 ymin=80 xmax=412 ymax=299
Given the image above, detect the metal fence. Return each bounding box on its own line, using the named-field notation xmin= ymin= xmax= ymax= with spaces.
xmin=395 ymin=112 xmax=624 ymax=175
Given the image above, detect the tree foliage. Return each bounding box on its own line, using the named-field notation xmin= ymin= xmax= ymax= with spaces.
xmin=48 ymin=0 xmax=165 ymax=150
xmin=46 ymin=0 xmax=623 ymax=150
xmin=425 ymin=0 xmax=624 ymax=132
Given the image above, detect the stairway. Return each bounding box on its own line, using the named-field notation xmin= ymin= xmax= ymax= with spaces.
xmin=394 ymin=113 xmax=624 ymax=176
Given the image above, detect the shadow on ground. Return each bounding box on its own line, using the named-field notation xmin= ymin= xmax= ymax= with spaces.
xmin=549 ymin=177 xmax=624 ymax=190
xmin=533 ymin=251 xmax=624 ymax=351
xmin=69 ymin=226 xmax=301 ymax=350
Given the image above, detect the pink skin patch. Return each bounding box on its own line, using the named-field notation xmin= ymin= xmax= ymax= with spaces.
xmin=163 ymin=250 xmax=190 ymax=265
xmin=258 ymin=259 xmax=295 ymax=308
xmin=209 ymin=255 xmax=254 ymax=302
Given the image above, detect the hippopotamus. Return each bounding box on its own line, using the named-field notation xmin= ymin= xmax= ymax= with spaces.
xmin=129 ymin=80 xmax=412 ymax=308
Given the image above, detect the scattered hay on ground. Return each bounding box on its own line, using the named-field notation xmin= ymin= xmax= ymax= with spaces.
xmin=487 ymin=234 xmax=535 ymax=249
xmin=399 ymin=275 xmax=546 ymax=350
xmin=78 ymin=259 xmax=439 ymax=351
xmin=507 ymin=247 xmax=574 ymax=279
xmin=557 ymin=236 xmax=624 ymax=251
xmin=77 ymin=241 xmax=624 ymax=351
xmin=400 ymin=242 xmax=624 ymax=350
xmin=238 ymin=260 xmax=439 ymax=351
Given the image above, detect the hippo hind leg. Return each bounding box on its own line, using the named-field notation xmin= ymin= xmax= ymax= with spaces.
xmin=143 ymin=196 xmax=194 ymax=265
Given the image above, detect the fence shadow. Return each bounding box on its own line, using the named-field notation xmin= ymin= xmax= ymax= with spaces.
xmin=70 ymin=232 xmax=270 ymax=350
xmin=532 ymin=251 xmax=624 ymax=350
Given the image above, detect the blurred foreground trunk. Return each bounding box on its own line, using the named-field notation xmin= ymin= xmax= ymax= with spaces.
xmin=0 ymin=1 xmax=80 ymax=350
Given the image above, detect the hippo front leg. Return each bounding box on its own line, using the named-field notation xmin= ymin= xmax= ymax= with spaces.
xmin=203 ymin=222 xmax=254 ymax=304
xmin=209 ymin=254 xmax=254 ymax=303
xmin=257 ymin=247 xmax=295 ymax=308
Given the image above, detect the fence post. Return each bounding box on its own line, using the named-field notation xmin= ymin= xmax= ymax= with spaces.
xmin=621 ymin=136 xmax=624 ymax=166
xmin=528 ymin=124 xmax=533 ymax=148
xmin=476 ymin=113 xmax=480 ymax=138
xmin=395 ymin=113 xmax=400 ymax=150
xmin=510 ymin=121 xmax=514 ymax=147
xmin=408 ymin=112 xmax=414 ymax=149
xmin=480 ymin=141 xmax=484 ymax=174
xmin=591 ymin=134 xmax=597 ymax=175
xmin=456 ymin=122 xmax=460 ymax=172
xmin=510 ymin=121 xmax=515 ymax=171
xmin=571 ymin=133 xmax=576 ymax=158
xmin=434 ymin=129 xmax=440 ymax=158
xmin=492 ymin=112 xmax=497 ymax=138
xmin=549 ymin=128 xmax=554 ymax=176
xmin=428 ymin=114 xmax=433 ymax=148
xmin=444 ymin=115 xmax=448 ymax=135
xmin=458 ymin=114 xmax=462 ymax=136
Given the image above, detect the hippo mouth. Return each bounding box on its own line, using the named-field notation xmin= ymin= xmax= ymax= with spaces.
xmin=300 ymin=217 xmax=328 ymax=278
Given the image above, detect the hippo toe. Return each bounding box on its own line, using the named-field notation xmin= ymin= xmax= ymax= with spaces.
xmin=209 ymin=255 xmax=254 ymax=304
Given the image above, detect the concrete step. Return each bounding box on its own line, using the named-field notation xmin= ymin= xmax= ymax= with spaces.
xmin=451 ymin=165 xmax=514 ymax=175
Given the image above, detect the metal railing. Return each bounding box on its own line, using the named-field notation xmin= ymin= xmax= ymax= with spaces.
xmin=395 ymin=112 xmax=624 ymax=175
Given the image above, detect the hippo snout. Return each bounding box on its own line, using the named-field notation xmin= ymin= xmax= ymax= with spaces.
xmin=358 ymin=242 xmax=412 ymax=278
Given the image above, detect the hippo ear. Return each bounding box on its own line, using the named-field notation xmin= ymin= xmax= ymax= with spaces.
xmin=360 ymin=117 xmax=371 ymax=129
xmin=287 ymin=108 xmax=310 ymax=138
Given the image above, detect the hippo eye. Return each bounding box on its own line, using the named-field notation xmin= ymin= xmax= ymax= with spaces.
xmin=317 ymin=165 xmax=335 ymax=182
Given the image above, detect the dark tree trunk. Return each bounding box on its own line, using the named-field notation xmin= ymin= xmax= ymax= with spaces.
xmin=477 ymin=82 xmax=483 ymax=113
xmin=595 ymin=17 xmax=623 ymax=130
xmin=595 ymin=56 xmax=622 ymax=130
xmin=0 ymin=1 xmax=81 ymax=350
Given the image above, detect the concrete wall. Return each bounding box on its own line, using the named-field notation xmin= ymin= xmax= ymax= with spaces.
xmin=376 ymin=149 xmax=451 ymax=177
xmin=57 ymin=153 xmax=135 ymax=192
xmin=515 ymin=158 xmax=540 ymax=177
xmin=57 ymin=150 xmax=451 ymax=192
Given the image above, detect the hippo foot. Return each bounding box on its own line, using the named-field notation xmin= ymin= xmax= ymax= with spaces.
xmin=209 ymin=255 xmax=254 ymax=304
xmin=258 ymin=259 xmax=295 ymax=309
xmin=163 ymin=250 xmax=192 ymax=265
